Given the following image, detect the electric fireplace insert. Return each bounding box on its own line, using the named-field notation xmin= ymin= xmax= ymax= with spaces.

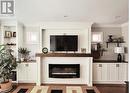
xmin=49 ymin=64 xmax=80 ymax=78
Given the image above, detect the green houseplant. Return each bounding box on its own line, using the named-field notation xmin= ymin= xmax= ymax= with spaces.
xmin=18 ymin=48 xmax=30 ymax=61
xmin=0 ymin=45 xmax=18 ymax=92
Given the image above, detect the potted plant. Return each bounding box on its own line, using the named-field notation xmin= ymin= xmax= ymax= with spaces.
xmin=18 ymin=48 xmax=30 ymax=61
xmin=0 ymin=45 xmax=18 ymax=92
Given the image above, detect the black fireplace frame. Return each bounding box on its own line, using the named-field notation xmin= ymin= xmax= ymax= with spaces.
xmin=49 ymin=64 xmax=80 ymax=78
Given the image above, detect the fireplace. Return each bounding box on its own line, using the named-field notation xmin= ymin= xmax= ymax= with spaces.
xmin=49 ymin=64 xmax=80 ymax=78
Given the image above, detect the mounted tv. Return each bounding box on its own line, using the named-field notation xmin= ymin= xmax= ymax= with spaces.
xmin=50 ymin=35 xmax=78 ymax=51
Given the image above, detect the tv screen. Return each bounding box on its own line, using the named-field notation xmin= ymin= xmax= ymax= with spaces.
xmin=50 ymin=35 xmax=78 ymax=51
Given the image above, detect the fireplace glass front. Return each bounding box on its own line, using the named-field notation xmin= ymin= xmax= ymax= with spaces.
xmin=49 ymin=64 xmax=80 ymax=78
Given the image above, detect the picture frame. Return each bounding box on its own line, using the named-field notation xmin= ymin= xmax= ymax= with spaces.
xmin=81 ymin=48 xmax=86 ymax=53
xmin=13 ymin=32 xmax=16 ymax=37
xmin=5 ymin=31 xmax=12 ymax=38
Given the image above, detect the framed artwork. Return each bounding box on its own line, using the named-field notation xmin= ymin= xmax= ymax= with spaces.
xmin=13 ymin=32 xmax=16 ymax=37
xmin=81 ymin=48 xmax=86 ymax=53
xmin=5 ymin=31 xmax=12 ymax=38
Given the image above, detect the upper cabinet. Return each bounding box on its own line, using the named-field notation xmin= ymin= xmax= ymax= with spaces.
xmin=0 ymin=20 xmax=24 ymax=58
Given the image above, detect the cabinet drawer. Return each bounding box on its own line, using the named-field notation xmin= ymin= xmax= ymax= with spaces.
xmin=93 ymin=63 xmax=128 ymax=84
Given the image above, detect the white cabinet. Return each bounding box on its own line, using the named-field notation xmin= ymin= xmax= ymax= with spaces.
xmin=108 ymin=63 xmax=120 ymax=81
xmin=108 ymin=63 xmax=128 ymax=82
xmin=18 ymin=62 xmax=37 ymax=83
xmin=17 ymin=63 xmax=28 ymax=82
xmin=118 ymin=63 xmax=128 ymax=81
xmin=93 ymin=63 xmax=128 ymax=84
xmin=93 ymin=63 xmax=108 ymax=82
xmin=27 ymin=63 xmax=37 ymax=82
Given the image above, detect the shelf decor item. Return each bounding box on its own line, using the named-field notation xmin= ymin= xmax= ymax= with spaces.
xmin=5 ymin=31 xmax=12 ymax=38
xmin=18 ymin=48 xmax=30 ymax=61
xmin=0 ymin=45 xmax=18 ymax=92
xmin=114 ymin=47 xmax=124 ymax=62
xmin=108 ymin=35 xmax=113 ymax=42
xmin=12 ymin=32 xmax=16 ymax=37
xmin=81 ymin=48 xmax=86 ymax=53
xmin=42 ymin=47 xmax=48 ymax=54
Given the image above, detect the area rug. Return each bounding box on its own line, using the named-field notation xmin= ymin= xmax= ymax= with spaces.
xmin=66 ymin=86 xmax=83 ymax=93
xmin=13 ymin=85 xmax=100 ymax=93
xmin=30 ymin=86 xmax=49 ymax=93
xmin=11 ymin=86 xmax=34 ymax=93
xmin=30 ymin=86 xmax=83 ymax=93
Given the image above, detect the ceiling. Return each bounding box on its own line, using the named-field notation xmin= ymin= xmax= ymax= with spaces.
xmin=14 ymin=0 xmax=129 ymax=25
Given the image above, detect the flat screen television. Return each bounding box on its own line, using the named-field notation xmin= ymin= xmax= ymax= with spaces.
xmin=50 ymin=35 xmax=78 ymax=51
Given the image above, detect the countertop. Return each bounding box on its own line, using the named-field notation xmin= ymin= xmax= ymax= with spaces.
xmin=20 ymin=60 xmax=36 ymax=63
xmin=93 ymin=59 xmax=128 ymax=63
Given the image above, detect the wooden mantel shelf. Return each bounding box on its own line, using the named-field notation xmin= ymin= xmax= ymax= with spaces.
xmin=36 ymin=53 xmax=92 ymax=57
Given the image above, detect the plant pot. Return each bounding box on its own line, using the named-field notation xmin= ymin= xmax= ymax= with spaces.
xmin=21 ymin=58 xmax=24 ymax=62
xmin=0 ymin=80 xmax=12 ymax=92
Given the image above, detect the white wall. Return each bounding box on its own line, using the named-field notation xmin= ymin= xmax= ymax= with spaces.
xmin=121 ymin=22 xmax=129 ymax=61
xmin=23 ymin=26 xmax=40 ymax=60
xmin=92 ymin=27 xmax=122 ymax=60
xmin=41 ymin=57 xmax=92 ymax=86
xmin=23 ymin=23 xmax=128 ymax=61
xmin=23 ymin=22 xmax=92 ymax=60
xmin=40 ymin=22 xmax=92 ymax=53
xmin=42 ymin=29 xmax=89 ymax=53
xmin=0 ymin=24 xmax=1 ymax=44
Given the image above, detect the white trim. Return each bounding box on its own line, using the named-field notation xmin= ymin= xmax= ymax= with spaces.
xmin=18 ymin=81 xmax=36 ymax=83
xmin=23 ymin=23 xmax=40 ymax=27
xmin=89 ymin=57 xmax=93 ymax=86
xmin=121 ymin=22 xmax=129 ymax=27
xmin=39 ymin=22 xmax=93 ymax=29
xmin=36 ymin=57 xmax=41 ymax=85
xmin=93 ymin=81 xmax=126 ymax=84
xmin=92 ymin=24 xmax=121 ymax=28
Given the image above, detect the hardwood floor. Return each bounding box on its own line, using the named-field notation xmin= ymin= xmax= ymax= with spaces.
xmin=11 ymin=84 xmax=127 ymax=93
xmin=95 ymin=84 xmax=126 ymax=93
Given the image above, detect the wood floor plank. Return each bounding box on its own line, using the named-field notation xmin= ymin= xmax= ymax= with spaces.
xmin=72 ymin=90 xmax=77 ymax=93
xmin=37 ymin=89 xmax=42 ymax=93
xmin=95 ymin=84 xmax=126 ymax=93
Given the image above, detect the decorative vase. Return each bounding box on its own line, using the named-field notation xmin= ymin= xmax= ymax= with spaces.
xmin=108 ymin=35 xmax=113 ymax=42
xmin=21 ymin=58 xmax=24 ymax=62
xmin=0 ymin=80 xmax=12 ymax=92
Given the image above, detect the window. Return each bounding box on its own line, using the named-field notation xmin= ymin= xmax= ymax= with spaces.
xmin=92 ymin=32 xmax=103 ymax=43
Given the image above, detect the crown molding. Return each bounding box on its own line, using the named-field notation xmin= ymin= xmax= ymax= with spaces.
xmin=92 ymin=23 xmax=121 ymax=28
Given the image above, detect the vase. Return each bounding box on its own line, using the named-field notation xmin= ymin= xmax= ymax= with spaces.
xmin=0 ymin=80 xmax=12 ymax=92
xmin=108 ymin=35 xmax=113 ymax=42
xmin=21 ymin=58 xmax=24 ymax=62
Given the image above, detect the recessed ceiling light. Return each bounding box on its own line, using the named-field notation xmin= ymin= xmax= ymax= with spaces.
xmin=115 ymin=16 xmax=121 ymax=19
xmin=64 ymin=15 xmax=68 ymax=17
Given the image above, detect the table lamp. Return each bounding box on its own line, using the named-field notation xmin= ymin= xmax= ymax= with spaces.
xmin=114 ymin=47 xmax=124 ymax=62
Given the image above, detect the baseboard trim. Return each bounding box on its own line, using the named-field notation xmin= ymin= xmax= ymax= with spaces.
xmin=13 ymin=83 xmax=36 ymax=86
xmin=93 ymin=81 xmax=126 ymax=84
xmin=41 ymin=83 xmax=88 ymax=86
xmin=13 ymin=83 xmax=88 ymax=86
xmin=94 ymin=84 xmax=126 ymax=87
